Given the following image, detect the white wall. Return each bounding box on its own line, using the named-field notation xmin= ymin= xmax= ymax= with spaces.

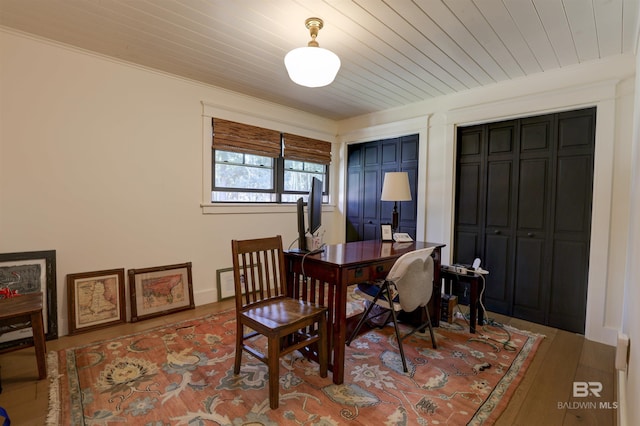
xmin=338 ymin=55 xmax=637 ymax=347
xmin=0 ymin=30 xmax=339 ymax=335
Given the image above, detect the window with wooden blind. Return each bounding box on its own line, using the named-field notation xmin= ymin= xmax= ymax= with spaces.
xmin=211 ymin=118 xmax=331 ymax=203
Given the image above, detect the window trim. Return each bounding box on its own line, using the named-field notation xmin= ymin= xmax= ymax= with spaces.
xmin=210 ymin=116 xmax=330 ymax=204
xmin=201 ymin=103 xmax=336 ymax=214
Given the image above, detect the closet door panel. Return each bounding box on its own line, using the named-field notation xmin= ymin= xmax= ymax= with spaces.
xmin=401 ymin=166 xmax=418 ymax=210
xmin=548 ymin=240 xmax=589 ymax=333
xmin=488 ymin=126 xmax=514 ymax=154
xmin=486 ymin=161 xmax=512 ymax=228
xmin=363 ymin=169 xmax=380 ymax=240
xmin=364 ymin=144 xmax=379 ymax=166
xmin=460 ymin=130 xmax=482 ymax=156
xmin=399 ymin=135 xmax=419 ymax=236
xmin=454 ymin=231 xmax=479 ymax=262
xmin=517 ymin=159 xmax=548 ymax=230
xmin=513 ymin=237 xmax=546 ymax=322
xmin=346 ymin=144 xmax=363 ymax=242
xmin=381 ymin=139 xmax=398 ymax=165
xmin=457 ymin=163 xmax=481 ymax=226
xmin=484 ymin=234 xmax=511 ymax=314
xmin=346 ymin=169 xmax=362 ymax=241
xmin=521 ymin=121 xmax=550 ymax=152
xmin=558 ymin=114 xmax=594 ymax=150
xmin=555 ymin=156 xmax=592 ymax=233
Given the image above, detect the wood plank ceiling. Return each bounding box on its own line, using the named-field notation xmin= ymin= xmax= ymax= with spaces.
xmin=1 ymin=0 xmax=638 ymax=120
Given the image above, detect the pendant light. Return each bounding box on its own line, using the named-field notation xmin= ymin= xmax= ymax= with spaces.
xmin=284 ymin=18 xmax=341 ymax=88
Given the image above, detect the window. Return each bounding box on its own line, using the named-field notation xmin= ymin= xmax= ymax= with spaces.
xmin=213 ymin=151 xmax=275 ymax=202
xmin=211 ymin=118 xmax=331 ymax=203
xmin=281 ymin=159 xmax=327 ymax=203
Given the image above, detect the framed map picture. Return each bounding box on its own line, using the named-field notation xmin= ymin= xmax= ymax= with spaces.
xmin=0 ymin=250 xmax=57 ymax=350
xmin=128 ymin=262 xmax=194 ymax=322
xmin=67 ymin=268 xmax=126 ymax=335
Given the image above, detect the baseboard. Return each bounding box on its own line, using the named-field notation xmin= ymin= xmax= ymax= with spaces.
xmin=193 ymin=288 xmax=218 ymax=306
xmin=617 ymin=369 xmax=627 ymax=426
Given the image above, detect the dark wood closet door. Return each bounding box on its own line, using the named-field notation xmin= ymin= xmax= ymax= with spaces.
xmin=512 ymin=115 xmax=554 ymax=324
xmin=484 ymin=121 xmax=518 ymax=315
xmin=547 ymin=110 xmax=595 ymax=332
xmin=454 ymin=108 xmax=595 ymax=333
xmin=346 ymin=135 xmax=418 ymax=242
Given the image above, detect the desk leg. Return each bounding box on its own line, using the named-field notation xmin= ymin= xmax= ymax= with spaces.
xmin=432 ymin=252 xmax=441 ymax=327
xmin=332 ymin=281 xmax=347 ymax=385
xmin=478 ymin=278 xmax=485 ymax=326
xmin=431 ymin=283 xmax=441 ymax=328
xmin=469 ymin=279 xmax=478 ymax=334
xmin=30 ymin=310 xmax=47 ymax=379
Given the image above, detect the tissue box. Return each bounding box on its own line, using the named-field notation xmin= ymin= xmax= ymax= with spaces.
xmin=306 ymin=235 xmax=323 ymax=250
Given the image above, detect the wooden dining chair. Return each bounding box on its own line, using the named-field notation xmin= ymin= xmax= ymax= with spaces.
xmin=231 ymin=235 xmax=328 ymax=409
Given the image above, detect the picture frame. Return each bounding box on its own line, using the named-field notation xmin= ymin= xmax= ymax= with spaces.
xmin=216 ymin=264 xmax=263 ymax=302
xmin=216 ymin=267 xmax=235 ymax=301
xmin=381 ymin=224 xmax=393 ymax=241
xmin=0 ymin=250 xmax=57 ymax=351
xmin=67 ymin=268 xmax=126 ymax=335
xmin=128 ymin=262 xmax=194 ymax=322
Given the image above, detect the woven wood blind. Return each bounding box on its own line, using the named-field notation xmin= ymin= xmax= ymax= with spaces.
xmin=212 ymin=118 xmax=281 ymax=158
xmin=283 ymin=133 xmax=332 ymax=165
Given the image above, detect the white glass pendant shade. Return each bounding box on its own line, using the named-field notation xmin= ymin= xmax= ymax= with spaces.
xmin=285 ymin=46 xmax=341 ymax=87
xmin=285 ymin=17 xmax=340 ymax=88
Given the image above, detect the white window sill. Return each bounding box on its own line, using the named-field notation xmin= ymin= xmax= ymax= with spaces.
xmin=201 ymin=203 xmax=335 ymax=215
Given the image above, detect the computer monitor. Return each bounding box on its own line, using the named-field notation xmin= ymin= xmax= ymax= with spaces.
xmin=308 ymin=177 xmax=323 ymax=236
xmin=296 ymin=197 xmax=307 ymax=252
xmin=293 ymin=177 xmax=323 ymax=253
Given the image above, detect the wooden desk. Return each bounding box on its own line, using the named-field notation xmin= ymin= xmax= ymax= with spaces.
xmin=285 ymin=240 xmax=445 ymax=384
xmin=440 ymin=268 xmax=486 ymax=333
xmin=0 ymin=293 xmax=47 ymax=379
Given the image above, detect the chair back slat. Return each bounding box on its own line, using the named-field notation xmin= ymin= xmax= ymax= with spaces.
xmin=231 ymin=236 xmax=288 ymax=311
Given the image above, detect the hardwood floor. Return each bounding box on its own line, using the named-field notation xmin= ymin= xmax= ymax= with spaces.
xmin=0 ymin=300 xmax=616 ymax=425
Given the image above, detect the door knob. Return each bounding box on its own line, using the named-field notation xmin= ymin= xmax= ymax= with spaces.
xmin=494 ymin=230 xmax=501 ymax=234
xmin=528 ymin=232 xmax=534 ymax=237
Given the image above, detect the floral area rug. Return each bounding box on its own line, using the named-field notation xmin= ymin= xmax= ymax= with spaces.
xmin=47 ymin=309 xmax=543 ymax=425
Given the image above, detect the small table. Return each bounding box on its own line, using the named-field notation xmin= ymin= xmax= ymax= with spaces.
xmin=0 ymin=293 xmax=47 ymax=379
xmin=440 ymin=268 xmax=486 ymax=333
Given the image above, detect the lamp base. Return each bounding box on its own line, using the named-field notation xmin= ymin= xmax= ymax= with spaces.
xmin=392 ymin=202 xmax=399 ymax=233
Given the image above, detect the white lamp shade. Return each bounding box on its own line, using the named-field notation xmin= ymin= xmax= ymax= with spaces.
xmin=380 ymin=172 xmax=412 ymax=201
xmin=284 ymin=46 xmax=341 ymax=87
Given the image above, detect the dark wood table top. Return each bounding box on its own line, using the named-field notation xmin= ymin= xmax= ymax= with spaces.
xmin=0 ymin=293 xmax=43 ymax=318
xmin=286 ymin=240 xmax=445 ymax=267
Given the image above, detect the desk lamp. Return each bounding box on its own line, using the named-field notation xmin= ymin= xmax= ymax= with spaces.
xmin=380 ymin=172 xmax=412 ymax=233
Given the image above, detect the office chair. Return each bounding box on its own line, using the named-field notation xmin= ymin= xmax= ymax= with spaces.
xmin=346 ymin=247 xmax=437 ymax=372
